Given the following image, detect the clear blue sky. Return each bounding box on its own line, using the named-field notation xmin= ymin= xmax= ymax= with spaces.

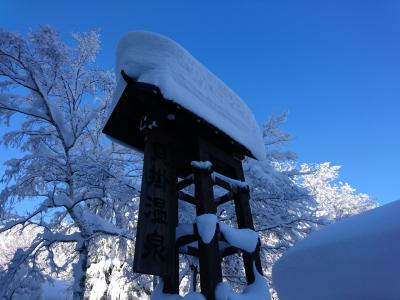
xmin=1 ymin=0 xmax=399 ymax=204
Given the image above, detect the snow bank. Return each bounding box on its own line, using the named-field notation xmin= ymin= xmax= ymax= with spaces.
xmin=42 ymin=280 xmax=72 ymax=300
xmin=113 ymin=31 xmax=266 ymax=161
xmin=273 ymin=200 xmax=400 ymax=300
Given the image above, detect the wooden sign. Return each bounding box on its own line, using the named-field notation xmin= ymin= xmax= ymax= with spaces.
xmin=133 ymin=126 xmax=177 ymax=277
xmin=103 ymin=74 xmax=264 ymax=298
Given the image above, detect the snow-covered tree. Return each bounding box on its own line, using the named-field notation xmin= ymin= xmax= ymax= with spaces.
xmin=241 ymin=113 xmax=319 ymax=291
xmin=0 ymin=224 xmax=43 ymax=298
xmin=245 ymin=111 xmax=376 ymax=299
xmin=0 ymin=26 xmax=141 ymax=299
xmin=300 ymin=162 xmax=376 ymax=221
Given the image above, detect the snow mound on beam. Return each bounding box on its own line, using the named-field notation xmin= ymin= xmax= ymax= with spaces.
xmin=219 ymin=223 xmax=258 ymax=253
xmin=114 ymin=31 xmax=266 ymax=161
xmin=273 ymin=200 xmax=400 ymax=300
xmin=196 ymin=214 xmax=218 ymax=244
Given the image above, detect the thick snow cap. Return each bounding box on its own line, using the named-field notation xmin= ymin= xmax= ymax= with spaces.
xmin=113 ymin=31 xmax=266 ymax=161
xmin=273 ymin=200 xmax=400 ymax=300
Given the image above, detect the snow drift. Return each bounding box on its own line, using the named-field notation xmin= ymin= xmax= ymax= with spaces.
xmin=113 ymin=31 xmax=265 ymax=161
xmin=273 ymin=200 xmax=400 ymax=300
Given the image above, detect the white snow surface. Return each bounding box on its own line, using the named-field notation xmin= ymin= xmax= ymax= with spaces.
xmin=151 ymin=279 xmax=205 ymax=300
xmin=42 ymin=280 xmax=72 ymax=300
xmin=196 ymin=214 xmax=218 ymax=244
xmin=273 ymin=200 xmax=400 ymax=300
xmin=215 ymin=264 xmax=271 ymax=300
xmin=113 ymin=31 xmax=266 ymax=161
xmin=219 ymin=223 xmax=259 ymax=253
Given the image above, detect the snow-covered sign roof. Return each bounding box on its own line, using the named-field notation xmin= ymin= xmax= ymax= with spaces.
xmin=273 ymin=200 xmax=400 ymax=300
xmin=112 ymin=31 xmax=265 ymax=161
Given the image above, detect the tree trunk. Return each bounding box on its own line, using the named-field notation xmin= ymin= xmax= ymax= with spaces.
xmin=152 ymin=275 xmax=158 ymax=291
xmin=191 ymin=264 xmax=198 ymax=292
xmin=73 ymin=240 xmax=89 ymax=300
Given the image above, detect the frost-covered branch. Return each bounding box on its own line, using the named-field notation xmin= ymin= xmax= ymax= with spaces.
xmin=0 ymin=26 xmax=138 ymax=299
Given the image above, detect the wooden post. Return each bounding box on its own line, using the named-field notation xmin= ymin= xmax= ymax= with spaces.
xmin=191 ymin=264 xmax=199 ymax=292
xmin=193 ymin=136 xmax=222 ymax=300
xmin=231 ymin=159 xmax=263 ymax=284
xmin=189 ymin=138 xmax=263 ymax=285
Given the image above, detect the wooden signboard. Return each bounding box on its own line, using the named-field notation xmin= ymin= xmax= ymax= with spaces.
xmin=133 ymin=126 xmax=178 ymax=277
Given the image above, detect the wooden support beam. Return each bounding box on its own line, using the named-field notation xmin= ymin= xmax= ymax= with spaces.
xmin=194 ymin=137 xmax=263 ymax=284
xmin=231 ymin=160 xmax=263 ymax=284
xmin=185 ymin=246 xmax=200 ymax=257
xmin=212 ymin=175 xmax=233 ymax=192
xmin=176 ymin=234 xmax=198 ymax=249
xmin=215 ymin=191 xmax=234 ymax=207
xmin=212 ymin=172 xmax=249 ymax=193
xmin=177 ymin=174 xmax=194 ymax=191
xmin=178 ymin=191 xmax=196 ymax=205
xmin=221 ymin=246 xmax=240 ymax=258
xmin=193 ymin=137 xmax=222 ymax=300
